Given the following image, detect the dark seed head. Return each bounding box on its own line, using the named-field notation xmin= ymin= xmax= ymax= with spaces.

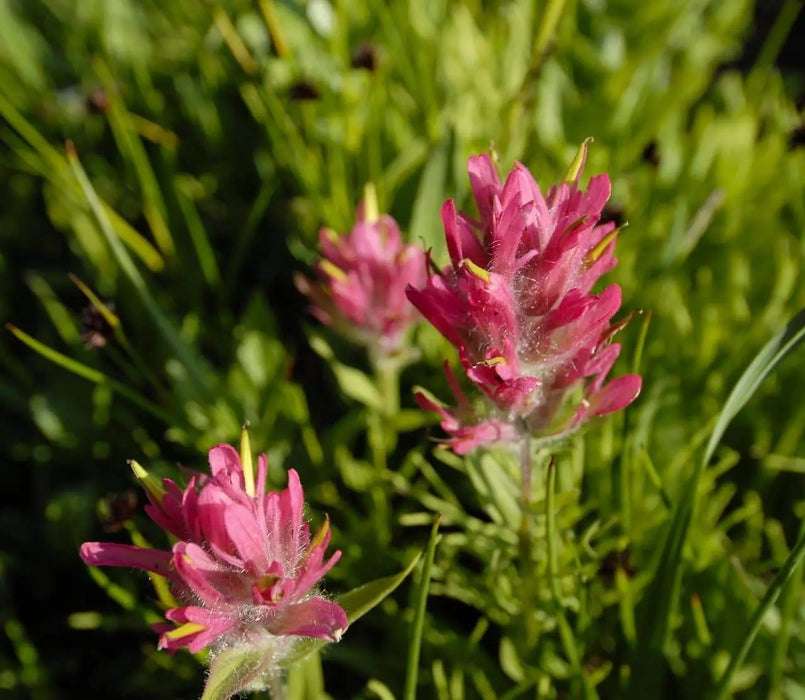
xmin=598 ymin=548 xmax=635 ymax=583
xmin=641 ymin=141 xmax=660 ymax=167
xmin=788 ymin=124 xmax=805 ymax=150
xmin=351 ymin=43 xmax=378 ymax=71
xmin=80 ymin=302 xmax=116 ymax=349
xmin=599 ymin=203 xmax=625 ymax=228
xmin=289 ymin=81 xmax=320 ymax=101
xmin=99 ymin=490 xmax=138 ymax=532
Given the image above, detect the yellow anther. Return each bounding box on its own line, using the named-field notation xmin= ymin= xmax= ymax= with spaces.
xmin=240 ymin=423 xmax=256 ymax=498
xmin=363 ymin=182 xmax=379 ymax=223
xmin=319 ymin=259 xmax=348 ymax=281
xmin=309 ymin=516 xmax=331 ymax=552
xmin=462 ymin=258 xmax=490 ymax=283
xmin=163 ymin=621 xmax=206 ymax=640
xmin=129 ymin=460 xmax=167 ymax=504
xmin=564 ymin=138 xmax=593 ymax=185
xmin=585 ymin=229 xmax=619 ymax=266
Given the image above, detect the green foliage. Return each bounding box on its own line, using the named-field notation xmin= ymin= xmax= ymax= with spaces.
xmin=1 ymin=0 xmax=804 ymax=698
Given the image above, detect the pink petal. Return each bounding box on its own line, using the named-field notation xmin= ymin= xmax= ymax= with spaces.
xmin=223 ymin=503 xmax=267 ymax=573
xmin=588 ymin=375 xmax=642 ymax=416
xmin=79 ymin=542 xmax=176 ymax=580
xmin=160 ymin=606 xmax=237 ymax=653
xmin=208 ymin=444 xmax=244 ymax=488
xmin=268 ymin=597 xmax=348 ymax=641
xmin=173 ymin=542 xmax=243 ymax=605
xmin=442 ymin=200 xmax=485 ymax=268
xmin=467 ymin=153 xmax=502 ymax=227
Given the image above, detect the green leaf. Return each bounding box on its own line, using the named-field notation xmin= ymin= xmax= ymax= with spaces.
xmin=6 ymin=324 xmax=174 ymax=424
xmin=200 ymin=645 xmax=269 ymax=700
xmin=282 ymin=550 xmax=424 ymax=667
xmin=309 ymin=332 xmax=383 ymax=410
xmin=330 ymin=363 xmax=383 ymax=411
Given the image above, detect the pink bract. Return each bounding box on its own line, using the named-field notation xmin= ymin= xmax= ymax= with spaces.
xmin=80 ymin=445 xmax=347 ymax=658
xmin=296 ymin=201 xmax=427 ymax=358
xmin=407 ymin=151 xmax=642 ymax=450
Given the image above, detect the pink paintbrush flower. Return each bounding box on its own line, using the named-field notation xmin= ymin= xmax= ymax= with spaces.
xmin=80 ymin=439 xmax=347 ymax=668
xmin=296 ymin=185 xmax=427 ymax=358
xmin=407 ymin=145 xmax=641 ymax=452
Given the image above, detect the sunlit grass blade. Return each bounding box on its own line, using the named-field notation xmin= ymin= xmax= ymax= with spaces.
xmin=409 ymin=137 xmax=450 ymax=260
xmin=94 ymin=58 xmax=175 ymax=258
xmin=713 ymin=528 xmax=805 ymax=700
xmin=66 ymin=143 xmax=213 ymax=399
xmin=0 ymin=92 xmax=165 ymax=272
xmin=69 ymin=274 xmax=120 ymax=330
xmin=403 ymin=515 xmax=441 ymax=700
xmin=6 ymin=324 xmax=174 ymax=424
xmin=25 ymin=272 xmax=79 ymax=344
xmin=173 ymin=177 xmax=221 ymax=288
xmin=635 ymin=308 xmax=805 ymax=690
xmin=702 ymin=307 xmax=805 ymax=469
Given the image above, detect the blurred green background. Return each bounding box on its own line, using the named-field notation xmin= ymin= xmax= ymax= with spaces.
xmin=1 ymin=0 xmax=803 ymax=698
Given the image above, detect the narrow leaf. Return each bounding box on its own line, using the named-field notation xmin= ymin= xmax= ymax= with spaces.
xmin=404 ymin=516 xmax=441 ymax=700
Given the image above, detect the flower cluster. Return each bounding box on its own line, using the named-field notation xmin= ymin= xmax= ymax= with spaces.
xmin=80 ymin=441 xmax=347 ymax=665
xmin=296 ymin=187 xmax=427 ymax=358
xmin=407 ymin=147 xmax=641 ymax=453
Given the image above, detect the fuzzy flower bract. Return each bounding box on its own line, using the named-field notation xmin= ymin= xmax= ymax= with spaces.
xmin=296 ymin=187 xmax=427 ymax=358
xmin=407 ymin=147 xmax=642 ymax=453
xmin=80 ymin=442 xmax=347 ymax=671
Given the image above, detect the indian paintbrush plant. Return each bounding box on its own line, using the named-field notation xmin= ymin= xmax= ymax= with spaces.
xmin=80 ymin=429 xmax=348 ymax=696
xmin=407 ymin=143 xmax=642 ymax=456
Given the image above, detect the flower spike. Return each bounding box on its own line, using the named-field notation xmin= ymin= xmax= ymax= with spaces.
xmin=80 ymin=443 xmax=347 ymax=684
xmin=407 ymin=147 xmax=642 ymax=451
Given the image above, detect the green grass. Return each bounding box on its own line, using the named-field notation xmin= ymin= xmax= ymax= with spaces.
xmin=1 ymin=0 xmax=804 ymax=698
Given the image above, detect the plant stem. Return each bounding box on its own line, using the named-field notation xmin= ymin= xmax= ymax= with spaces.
xmin=534 ymin=0 xmax=569 ymax=65
xmin=519 ymin=433 xmax=533 ymax=559
xmin=267 ymin=674 xmax=287 ymax=700
xmin=518 ymin=434 xmax=538 ymax=646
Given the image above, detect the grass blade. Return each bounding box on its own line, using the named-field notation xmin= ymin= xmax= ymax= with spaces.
xmin=713 ymin=528 xmax=805 ymax=700
xmin=66 ymin=143 xmax=213 ymax=400
xmin=403 ymin=516 xmax=441 ymax=700
xmin=636 ymin=308 xmax=805 ymax=688
xmin=7 ymin=324 xmax=174 ymax=424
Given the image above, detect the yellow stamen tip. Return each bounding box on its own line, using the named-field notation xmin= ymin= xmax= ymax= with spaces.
xmin=129 ymin=460 xmax=167 ymax=504
xmin=586 ymin=229 xmax=619 ymax=265
xmin=564 ymin=137 xmax=593 ymax=185
xmin=164 ymin=621 xmax=206 ymax=640
xmin=240 ymin=423 xmax=256 ymax=498
xmin=319 ymin=259 xmax=348 ymax=282
xmin=462 ymin=258 xmax=490 ymax=283
xmin=363 ymin=182 xmax=380 ymax=223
